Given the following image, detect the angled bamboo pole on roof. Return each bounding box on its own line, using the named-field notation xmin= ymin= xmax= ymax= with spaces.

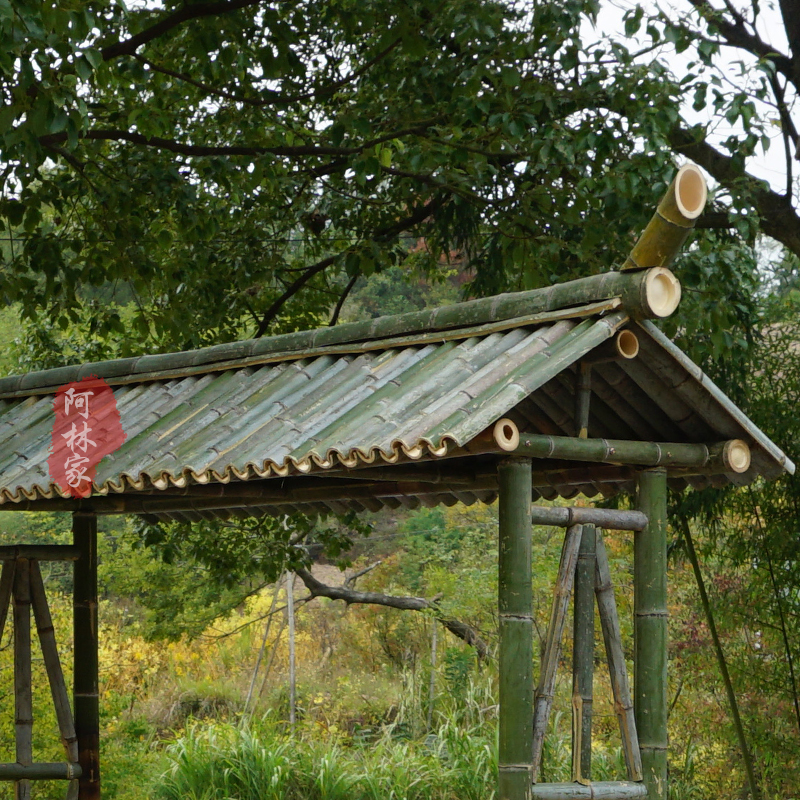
xmin=622 ymin=163 xmax=707 ymax=272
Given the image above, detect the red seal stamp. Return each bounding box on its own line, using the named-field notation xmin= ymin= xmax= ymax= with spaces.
xmin=48 ymin=377 xmax=126 ymax=498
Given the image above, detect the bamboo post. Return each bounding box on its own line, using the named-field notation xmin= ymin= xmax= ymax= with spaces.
xmin=595 ymin=531 xmax=642 ymax=781
xmin=74 ymin=513 xmax=100 ymax=800
xmin=13 ymin=558 xmax=32 ymax=800
xmin=635 ymin=470 xmax=668 ymax=800
xmin=572 ymin=525 xmax=595 ymax=782
xmin=427 ymin=617 xmax=438 ymax=732
xmin=29 ymin=560 xmax=80 ymax=763
xmin=532 ymin=523 xmax=582 ymax=780
xmin=575 ymin=364 xmax=591 ymax=439
xmin=0 ymin=560 xmax=16 ymax=643
xmin=498 ymin=457 xmax=533 ymax=800
xmin=287 ymin=571 xmax=296 ymax=730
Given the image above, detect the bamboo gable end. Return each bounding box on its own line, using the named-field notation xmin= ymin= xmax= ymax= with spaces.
xmin=0 ymin=163 xmax=792 ymax=799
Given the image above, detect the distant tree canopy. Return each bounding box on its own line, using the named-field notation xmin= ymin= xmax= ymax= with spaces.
xmin=0 ymin=0 xmax=784 ymax=365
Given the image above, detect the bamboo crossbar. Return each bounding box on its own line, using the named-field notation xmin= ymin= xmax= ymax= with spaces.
xmin=0 ymin=763 xmax=82 ymax=780
xmin=0 ymin=546 xmax=81 ymax=561
xmin=531 ymin=506 xmax=648 ymax=532
xmin=530 ymin=781 xmax=647 ymax=800
xmin=511 ymin=433 xmax=750 ymax=472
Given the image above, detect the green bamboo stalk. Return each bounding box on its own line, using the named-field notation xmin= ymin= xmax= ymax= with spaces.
xmin=0 ymin=763 xmax=82 ymax=780
xmin=13 ymin=558 xmax=32 ymax=800
xmin=572 ymin=525 xmax=596 ymax=782
xmin=73 ymin=513 xmax=100 ymax=800
xmin=530 ymin=782 xmax=647 ymax=800
xmin=511 ymin=434 xmax=750 ymax=472
xmin=574 ymin=365 xmax=592 ymax=439
xmin=634 ymin=470 xmax=668 ymax=800
xmin=622 ymin=164 xmax=706 ymax=272
xmin=678 ymin=516 xmax=760 ymax=800
xmin=498 ymin=457 xmax=533 ymax=800
xmin=532 ymin=524 xmax=583 ymax=779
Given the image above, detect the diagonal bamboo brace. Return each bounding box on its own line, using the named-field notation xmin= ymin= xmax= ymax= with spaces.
xmin=595 ymin=531 xmax=643 ymax=781
xmin=532 ymin=523 xmax=583 ymax=779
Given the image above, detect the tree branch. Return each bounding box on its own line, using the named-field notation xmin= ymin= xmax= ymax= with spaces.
xmin=669 ymin=124 xmax=800 ymax=255
xmin=295 ymin=567 xmax=489 ymax=658
xmin=101 ymin=0 xmax=263 ymax=61
xmin=329 ymin=271 xmax=360 ymax=327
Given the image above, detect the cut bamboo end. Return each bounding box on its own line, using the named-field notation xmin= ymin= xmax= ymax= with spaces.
xmin=722 ymin=439 xmax=751 ymax=473
xmin=643 ymin=268 xmax=681 ymax=318
xmin=674 ymin=164 xmax=707 ymax=220
xmin=493 ymin=418 xmax=520 ymax=451
xmin=616 ymin=331 xmax=639 ymax=359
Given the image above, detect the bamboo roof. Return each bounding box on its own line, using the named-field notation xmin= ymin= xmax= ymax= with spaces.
xmin=0 ymin=270 xmax=791 ymax=521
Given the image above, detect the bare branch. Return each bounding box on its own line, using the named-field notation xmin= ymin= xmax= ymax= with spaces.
xmin=295 ymin=567 xmax=489 ymax=658
xmin=329 ymin=272 xmax=360 ymax=327
xmin=344 ymin=560 xmax=382 ymax=589
xmin=101 ymin=0 xmax=263 ymax=61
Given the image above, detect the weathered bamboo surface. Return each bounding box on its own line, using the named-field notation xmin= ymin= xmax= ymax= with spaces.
xmin=13 ymin=558 xmax=32 ymax=800
xmin=498 ymin=458 xmax=534 ymax=800
xmin=0 ymin=763 xmax=82 ymax=780
xmin=594 ymin=532 xmax=642 ymax=781
xmin=530 ymin=781 xmax=647 ymax=800
xmin=73 ymin=514 xmax=100 ymax=800
xmin=572 ymin=526 xmax=596 ymax=782
xmin=531 ymin=506 xmax=648 ymax=532
xmin=29 ymin=560 xmax=79 ymax=763
xmin=532 ymin=524 xmax=582 ymax=779
xmin=0 ymin=560 xmax=15 ymax=643
xmin=0 ymin=545 xmax=81 ymax=561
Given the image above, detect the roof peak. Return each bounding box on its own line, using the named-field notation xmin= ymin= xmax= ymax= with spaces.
xmin=0 ymin=268 xmax=677 ymax=398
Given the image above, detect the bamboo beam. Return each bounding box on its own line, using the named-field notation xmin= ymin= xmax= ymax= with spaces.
xmin=29 ymin=560 xmax=79 ymax=763
xmin=498 ymin=457 xmax=533 ymax=800
xmin=510 ymin=432 xmax=750 ymax=472
xmin=0 ymin=763 xmax=82 ymax=780
xmin=572 ymin=525 xmax=596 ymax=782
xmin=531 ymin=506 xmax=648 ymax=532
xmin=530 ymin=781 xmax=648 ymax=800
xmin=634 ymin=470 xmax=668 ymax=800
xmin=622 ymin=163 xmax=707 ymax=272
xmin=13 ymin=558 xmax=32 ymax=800
xmin=532 ymin=524 xmax=583 ymax=780
xmin=594 ymin=532 xmax=642 ymax=781
xmin=73 ymin=513 xmax=100 ymax=800
xmin=0 ymin=546 xmax=82 ymax=561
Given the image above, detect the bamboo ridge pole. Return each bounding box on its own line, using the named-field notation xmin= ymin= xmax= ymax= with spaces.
xmin=622 ymin=163 xmax=707 ymax=272
xmin=635 ymin=470 xmax=668 ymax=800
xmin=572 ymin=525 xmax=596 ymax=782
xmin=498 ymin=457 xmax=533 ymax=800
xmin=532 ymin=523 xmax=582 ymax=780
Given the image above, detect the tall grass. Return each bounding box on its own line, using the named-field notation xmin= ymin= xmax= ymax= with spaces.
xmin=157 ymin=716 xmax=496 ymax=800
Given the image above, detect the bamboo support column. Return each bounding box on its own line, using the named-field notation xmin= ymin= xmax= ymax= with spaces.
xmin=13 ymin=558 xmax=32 ymax=800
xmin=498 ymin=457 xmax=533 ymax=800
xmin=74 ymin=513 xmax=100 ymax=800
xmin=572 ymin=525 xmax=595 ymax=782
xmin=635 ymin=470 xmax=668 ymax=800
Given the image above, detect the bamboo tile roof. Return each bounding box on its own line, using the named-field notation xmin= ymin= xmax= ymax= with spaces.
xmin=0 ymin=270 xmax=791 ymax=520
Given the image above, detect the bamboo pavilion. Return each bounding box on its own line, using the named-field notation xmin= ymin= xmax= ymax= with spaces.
xmin=0 ymin=164 xmax=791 ymax=800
